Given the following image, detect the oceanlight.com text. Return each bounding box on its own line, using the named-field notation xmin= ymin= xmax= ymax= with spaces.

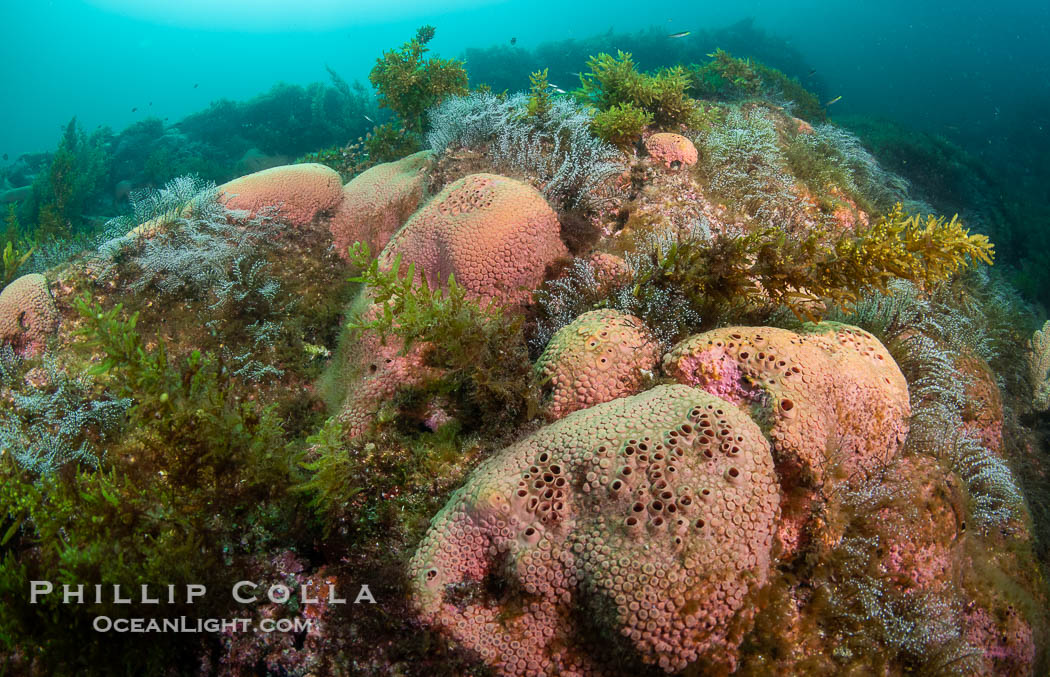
xmin=92 ymin=616 xmax=315 ymax=634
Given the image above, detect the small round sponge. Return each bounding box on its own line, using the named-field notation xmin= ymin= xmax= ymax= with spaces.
xmin=408 ymin=384 xmax=779 ymax=675
xmin=218 ymin=163 xmax=343 ymax=228
xmin=328 ymin=151 xmax=432 ymax=259
xmin=535 ymin=309 xmax=660 ymax=420
xmin=0 ymin=274 xmax=59 ymax=358
xmin=644 ymin=133 xmax=698 ymax=169
xmin=379 ymin=173 xmax=568 ymax=306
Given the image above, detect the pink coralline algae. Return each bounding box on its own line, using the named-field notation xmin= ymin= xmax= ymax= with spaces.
xmin=0 ymin=273 xmax=60 ymax=358
xmin=328 ymin=150 xmax=432 ymax=260
xmin=534 ymin=309 xmax=659 ymax=420
xmin=379 ymin=173 xmax=568 ymax=306
xmin=871 ymin=455 xmax=957 ymax=590
xmin=644 ymin=133 xmax=699 ymax=169
xmin=408 ymin=385 xmax=780 ymax=675
xmin=964 ymin=604 xmax=1036 ymax=676
xmin=218 ymin=163 xmax=344 ymax=228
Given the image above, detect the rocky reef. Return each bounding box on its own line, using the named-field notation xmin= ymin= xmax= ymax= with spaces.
xmin=1 ymin=42 xmax=1048 ymax=677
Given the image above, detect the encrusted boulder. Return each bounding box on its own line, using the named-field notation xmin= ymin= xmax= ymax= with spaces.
xmin=955 ymin=350 xmax=1004 ymax=453
xmin=333 ymin=300 xmax=442 ymax=439
xmin=408 ymin=384 xmax=780 ymax=675
xmin=964 ymin=603 xmax=1037 ymax=676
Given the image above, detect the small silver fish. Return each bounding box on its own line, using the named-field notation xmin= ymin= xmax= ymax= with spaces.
xmin=825 ymin=95 xmax=843 ymax=106
xmin=668 ymin=31 xmax=691 ymax=39
xmin=548 ymin=84 xmax=566 ymax=94
xmin=364 ymin=114 xmax=375 ymax=123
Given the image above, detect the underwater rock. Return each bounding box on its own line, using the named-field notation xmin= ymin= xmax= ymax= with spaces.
xmin=408 ymin=384 xmax=779 ymax=675
xmin=870 ymin=455 xmax=958 ymax=590
xmin=964 ymin=603 xmax=1037 ymax=676
xmin=218 ymin=163 xmax=343 ymax=229
xmin=534 ymin=309 xmax=659 ymax=420
xmin=204 ymin=550 xmax=340 ymax=675
xmin=644 ymin=133 xmax=698 ymax=169
xmin=379 ymin=173 xmax=568 ymax=307
xmin=0 ymin=273 xmax=60 ymax=358
xmin=329 ymin=150 xmax=432 ymax=260
xmin=0 ymin=184 xmax=31 ymax=204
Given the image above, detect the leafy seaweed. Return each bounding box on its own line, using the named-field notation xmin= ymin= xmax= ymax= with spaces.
xmin=0 ymin=295 xmax=302 ymax=672
xmin=640 ymin=203 xmax=994 ymax=321
xmin=577 ymin=50 xmax=704 ymax=139
xmin=344 ymin=242 xmax=539 ymax=429
xmin=2 ymin=239 xmax=34 ymax=286
xmin=369 ymin=25 xmax=468 ymax=138
xmin=590 ymin=103 xmax=653 ymax=149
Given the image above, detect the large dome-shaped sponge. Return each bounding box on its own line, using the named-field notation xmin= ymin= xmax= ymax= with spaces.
xmin=379 ymin=173 xmax=568 ymax=306
xmin=408 ymin=384 xmax=779 ymax=675
xmin=329 ymin=151 xmax=432 ymax=259
xmin=218 ymin=163 xmax=343 ymax=228
xmin=664 ymin=323 xmax=910 ymax=486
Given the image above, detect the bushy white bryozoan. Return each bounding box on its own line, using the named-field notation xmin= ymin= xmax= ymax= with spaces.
xmin=428 ymin=92 xmax=622 ymax=209
xmin=0 ymin=353 xmax=131 ymax=474
xmin=830 ymin=278 xmax=1028 ymax=532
